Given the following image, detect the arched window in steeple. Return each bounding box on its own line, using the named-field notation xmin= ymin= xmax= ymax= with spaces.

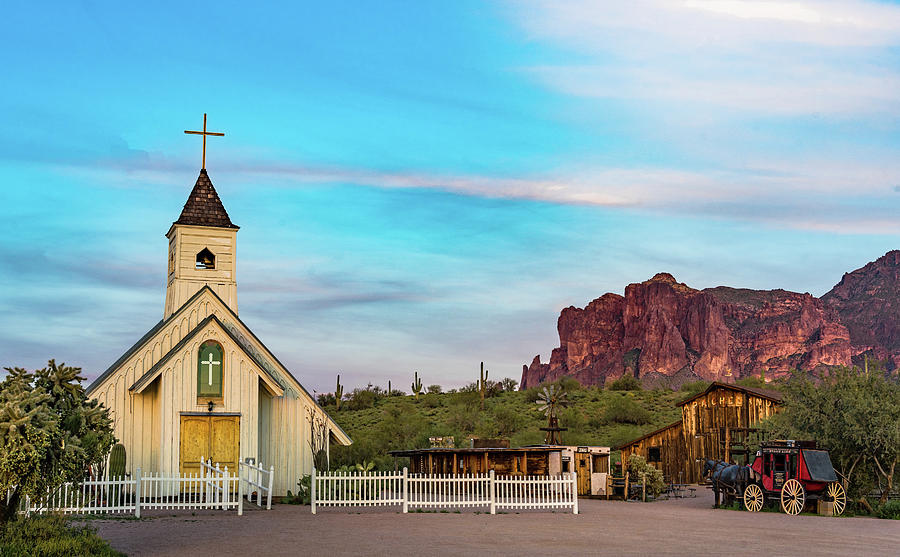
xmin=197 ymin=341 xmax=224 ymax=399
xmin=196 ymin=248 xmax=215 ymax=269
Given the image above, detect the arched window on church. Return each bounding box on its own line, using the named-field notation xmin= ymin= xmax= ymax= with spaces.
xmin=196 ymin=248 xmax=215 ymax=269
xmin=198 ymin=341 xmax=224 ymax=400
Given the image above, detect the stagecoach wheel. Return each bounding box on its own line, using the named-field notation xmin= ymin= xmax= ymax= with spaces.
xmin=827 ymin=482 xmax=846 ymax=517
xmin=743 ymin=483 xmax=764 ymax=512
xmin=780 ymin=479 xmax=805 ymax=515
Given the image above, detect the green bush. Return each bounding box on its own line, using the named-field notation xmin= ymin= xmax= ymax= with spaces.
xmin=626 ymin=453 xmax=665 ymax=497
xmin=345 ymin=388 xmax=378 ymax=410
xmin=523 ymin=387 xmax=541 ymax=403
xmin=554 ymin=376 xmax=582 ymax=392
xmin=679 ymin=380 xmax=710 ymax=396
xmin=493 ymin=405 xmax=522 ymax=437
xmin=734 ymin=376 xmax=767 ymax=389
xmin=878 ymin=500 xmax=900 ymax=520
xmin=0 ymin=516 xmax=123 ymax=557
xmin=604 ymin=396 xmax=651 ymax=425
xmin=608 ymin=374 xmax=642 ymax=391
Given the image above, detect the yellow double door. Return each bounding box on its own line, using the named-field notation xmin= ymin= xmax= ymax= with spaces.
xmin=179 ymin=415 xmax=240 ymax=477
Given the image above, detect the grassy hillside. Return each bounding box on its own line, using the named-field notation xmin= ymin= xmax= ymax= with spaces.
xmin=327 ymin=378 xmax=692 ymax=470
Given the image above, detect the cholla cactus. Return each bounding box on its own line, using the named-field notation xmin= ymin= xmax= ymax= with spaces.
xmin=411 ymin=372 xmax=423 ymax=400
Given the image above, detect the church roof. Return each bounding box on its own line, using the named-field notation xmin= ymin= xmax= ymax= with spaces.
xmin=173 ymin=169 xmax=239 ymax=229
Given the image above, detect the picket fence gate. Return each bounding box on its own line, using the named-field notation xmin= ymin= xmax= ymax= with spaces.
xmin=11 ymin=457 xmax=274 ymax=517
xmin=311 ymin=468 xmax=578 ymax=514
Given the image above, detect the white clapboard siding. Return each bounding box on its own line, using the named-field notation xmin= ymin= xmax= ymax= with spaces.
xmin=87 ymin=287 xmax=346 ymax=499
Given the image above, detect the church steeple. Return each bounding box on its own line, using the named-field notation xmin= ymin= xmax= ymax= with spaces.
xmin=175 ymin=169 xmax=239 ymax=229
xmin=164 ymin=169 xmax=239 ymax=319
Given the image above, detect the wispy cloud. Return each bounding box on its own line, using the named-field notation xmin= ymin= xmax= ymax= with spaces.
xmin=510 ymin=0 xmax=900 ymax=115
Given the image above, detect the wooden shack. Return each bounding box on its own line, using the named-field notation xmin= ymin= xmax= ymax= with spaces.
xmin=390 ymin=447 xmax=560 ymax=476
xmin=390 ymin=444 xmax=611 ymax=496
xmin=617 ymin=421 xmax=686 ymax=483
xmin=618 ymin=382 xmax=781 ymax=484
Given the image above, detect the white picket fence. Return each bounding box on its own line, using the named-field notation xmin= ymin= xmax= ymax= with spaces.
xmin=10 ymin=457 xmax=273 ymax=517
xmin=311 ymin=468 xmax=578 ymax=514
xmin=240 ymin=459 xmax=274 ymax=510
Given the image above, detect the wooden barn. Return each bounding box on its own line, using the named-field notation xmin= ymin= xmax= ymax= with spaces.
xmin=616 ymin=421 xmax=686 ymax=483
xmin=390 ymin=445 xmax=611 ymax=496
xmin=619 ymin=382 xmax=781 ymax=484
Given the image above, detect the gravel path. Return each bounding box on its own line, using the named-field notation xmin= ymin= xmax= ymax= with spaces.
xmin=93 ymin=490 xmax=900 ymax=556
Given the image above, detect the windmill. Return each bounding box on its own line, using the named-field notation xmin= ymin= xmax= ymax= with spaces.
xmin=536 ymin=384 xmax=569 ymax=445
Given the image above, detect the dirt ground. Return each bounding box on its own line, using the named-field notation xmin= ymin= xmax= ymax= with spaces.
xmin=93 ymin=489 xmax=900 ymax=557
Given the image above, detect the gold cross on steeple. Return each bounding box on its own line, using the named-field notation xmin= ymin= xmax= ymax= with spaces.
xmin=184 ymin=113 xmax=224 ymax=170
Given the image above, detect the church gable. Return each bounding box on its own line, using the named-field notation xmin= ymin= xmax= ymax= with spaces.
xmin=129 ymin=314 xmax=284 ymax=398
xmin=88 ymin=285 xmax=350 ymax=444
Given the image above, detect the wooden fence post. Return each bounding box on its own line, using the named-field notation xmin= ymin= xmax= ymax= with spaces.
xmin=311 ymin=468 xmax=317 ymax=515
xmin=267 ymin=464 xmax=274 ymax=510
xmin=134 ymin=468 xmax=142 ymax=519
xmin=237 ymin=465 xmax=243 ymax=516
xmin=642 ymin=473 xmax=646 ymax=503
xmin=402 ymin=467 xmax=408 ymax=514
xmin=572 ymin=471 xmax=579 ymax=515
xmin=489 ymin=470 xmax=496 ymax=515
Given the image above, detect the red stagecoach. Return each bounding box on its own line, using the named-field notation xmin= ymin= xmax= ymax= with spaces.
xmin=743 ymin=440 xmax=846 ymax=516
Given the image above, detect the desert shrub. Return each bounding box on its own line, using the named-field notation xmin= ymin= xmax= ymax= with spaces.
xmin=554 ymin=376 xmax=582 ymax=392
xmin=878 ymin=500 xmax=900 ymax=520
xmin=345 ymin=388 xmax=378 ymax=410
xmin=459 ymin=382 xmax=479 ymax=394
xmin=426 ymin=384 xmax=442 ymax=394
xmin=500 ymin=377 xmax=519 ymax=392
xmin=626 ymin=453 xmax=665 ymax=497
xmin=608 ymin=374 xmax=642 ymax=391
xmin=316 ymin=392 xmax=336 ymax=406
xmin=284 ymin=475 xmax=311 ymax=505
xmin=735 ymin=376 xmax=767 ymax=389
xmin=447 ymin=403 xmax=479 ymax=433
xmin=0 ymin=516 xmax=123 ymax=557
xmin=560 ymin=407 xmax=587 ymax=432
xmin=493 ymin=405 xmax=522 ymax=437
xmin=523 ymin=387 xmax=542 ymax=403
xmin=422 ymin=393 xmax=443 ymax=408
xmin=604 ymin=396 xmax=651 ymax=425
xmin=679 ymin=380 xmax=709 ymax=396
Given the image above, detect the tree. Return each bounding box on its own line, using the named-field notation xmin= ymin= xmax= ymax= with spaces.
xmin=0 ymin=360 xmax=115 ymax=523
xmin=764 ymin=367 xmax=900 ymax=503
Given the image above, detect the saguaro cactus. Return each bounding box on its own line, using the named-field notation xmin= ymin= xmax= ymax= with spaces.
xmin=335 ymin=374 xmax=344 ymax=411
xmin=479 ymin=362 xmax=489 ymax=410
xmin=388 ymin=380 xmax=392 ymax=396
xmin=109 ymin=443 xmax=126 ymax=478
xmin=411 ymin=372 xmax=423 ymax=400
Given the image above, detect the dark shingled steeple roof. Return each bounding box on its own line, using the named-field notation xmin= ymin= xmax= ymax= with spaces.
xmin=174 ymin=169 xmax=239 ymax=229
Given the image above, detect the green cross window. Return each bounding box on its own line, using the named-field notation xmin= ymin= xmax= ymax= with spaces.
xmin=198 ymin=341 xmax=223 ymax=398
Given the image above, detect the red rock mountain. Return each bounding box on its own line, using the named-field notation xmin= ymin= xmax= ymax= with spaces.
xmin=822 ymin=250 xmax=900 ymax=370
xmin=521 ymin=251 xmax=900 ymax=389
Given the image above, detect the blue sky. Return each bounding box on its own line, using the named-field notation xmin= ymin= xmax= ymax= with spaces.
xmin=2 ymin=1 xmax=900 ymax=393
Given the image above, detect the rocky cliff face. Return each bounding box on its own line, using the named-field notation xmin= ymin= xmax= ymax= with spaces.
xmin=521 ymin=269 xmax=861 ymax=389
xmin=822 ymin=250 xmax=900 ymax=369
